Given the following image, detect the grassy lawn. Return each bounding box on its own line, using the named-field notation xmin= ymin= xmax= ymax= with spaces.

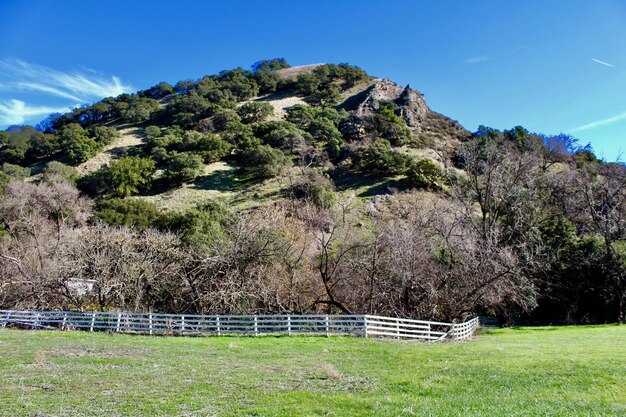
xmin=0 ymin=325 xmax=624 ymax=416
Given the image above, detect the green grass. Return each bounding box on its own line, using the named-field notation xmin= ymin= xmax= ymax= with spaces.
xmin=0 ymin=325 xmax=624 ymax=416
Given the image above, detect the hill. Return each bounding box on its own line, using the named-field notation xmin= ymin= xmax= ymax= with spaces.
xmin=0 ymin=58 xmax=624 ymax=325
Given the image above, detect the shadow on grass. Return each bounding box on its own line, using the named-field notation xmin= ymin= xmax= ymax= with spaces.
xmin=332 ymin=168 xmax=410 ymax=197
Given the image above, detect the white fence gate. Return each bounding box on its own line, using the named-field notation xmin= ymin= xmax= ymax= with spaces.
xmin=0 ymin=310 xmax=479 ymax=341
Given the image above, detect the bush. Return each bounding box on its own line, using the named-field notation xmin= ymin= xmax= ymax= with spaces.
xmin=239 ymin=144 xmax=290 ymax=179
xmin=354 ymin=139 xmax=413 ymax=176
xmin=312 ymin=83 xmax=342 ymax=106
xmin=121 ymin=97 xmax=159 ymax=123
xmin=262 ymin=125 xmax=311 ymax=154
xmin=254 ymin=70 xmax=281 ymax=94
xmin=108 ymin=156 xmax=157 ymax=197
xmin=1 ymin=163 xmax=30 ymax=179
xmin=27 ymin=132 xmax=59 ymax=159
xmin=406 ymin=159 xmax=447 ymax=190
xmin=163 ymin=153 xmax=205 ymax=185
xmin=295 ymin=73 xmax=321 ymax=96
xmin=237 ymin=102 xmax=274 ymax=124
xmin=252 ymin=58 xmax=290 ymax=72
xmin=155 ymin=200 xmax=228 ymax=247
xmin=57 ymin=123 xmax=102 ymax=165
xmin=91 ymin=126 xmax=120 ymax=146
xmin=95 ymin=198 xmax=160 ymax=230
xmin=144 ymin=125 xmax=162 ymax=141
xmin=210 ymin=109 xmax=241 ymax=131
xmin=180 ymin=132 xmax=232 ymax=163
xmin=42 ymin=161 xmax=79 ymax=183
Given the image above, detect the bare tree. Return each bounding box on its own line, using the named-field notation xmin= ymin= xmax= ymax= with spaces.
xmin=0 ymin=178 xmax=91 ymax=309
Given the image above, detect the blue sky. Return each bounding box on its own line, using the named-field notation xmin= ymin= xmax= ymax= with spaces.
xmin=1 ymin=0 xmax=625 ymax=160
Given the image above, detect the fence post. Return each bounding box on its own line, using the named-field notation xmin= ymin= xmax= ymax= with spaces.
xmin=254 ymin=315 xmax=258 ymax=336
xmin=395 ymin=318 xmax=400 ymax=340
xmin=149 ymin=313 xmax=153 ymax=335
xmin=62 ymin=312 xmax=68 ymax=330
xmin=325 ymin=315 xmax=330 ymax=337
xmin=2 ymin=311 xmax=11 ymax=327
xmin=90 ymin=312 xmax=96 ymax=332
xmin=115 ymin=312 xmax=121 ymax=332
xmin=181 ymin=315 xmax=185 ymax=334
xmin=362 ymin=315 xmax=366 ymax=338
xmin=216 ymin=316 xmax=221 ymax=336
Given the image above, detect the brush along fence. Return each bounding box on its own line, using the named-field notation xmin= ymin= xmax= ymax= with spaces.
xmin=0 ymin=310 xmax=479 ymax=341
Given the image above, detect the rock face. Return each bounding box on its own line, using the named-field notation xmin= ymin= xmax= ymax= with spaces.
xmin=353 ymin=79 xmax=429 ymax=128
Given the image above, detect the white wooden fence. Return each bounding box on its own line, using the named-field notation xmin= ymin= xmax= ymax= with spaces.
xmin=0 ymin=310 xmax=479 ymax=342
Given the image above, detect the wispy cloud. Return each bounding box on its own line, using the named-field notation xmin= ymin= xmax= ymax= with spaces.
xmin=591 ymin=58 xmax=614 ymax=68
xmin=570 ymin=110 xmax=626 ymax=133
xmin=0 ymin=59 xmax=133 ymax=127
xmin=0 ymin=99 xmax=70 ymax=126
xmin=463 ymin=55 xmax=493 ymax=64
xmin=0 ymin=59 xmax=132 ymax=101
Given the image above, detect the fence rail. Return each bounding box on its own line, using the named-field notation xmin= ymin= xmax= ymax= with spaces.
xmin=0 ymin=310 xmax=479 ymax=341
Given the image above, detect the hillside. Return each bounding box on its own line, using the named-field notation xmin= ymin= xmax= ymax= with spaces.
xmin=33 ymin=62 xmax=468 ymax=212
xmin=0 ymin=58 xmax=624 ymax=325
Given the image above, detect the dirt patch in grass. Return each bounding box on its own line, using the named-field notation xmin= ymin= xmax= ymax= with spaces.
xmin=76 ymin=126 xmax=145 ymax=176
xmin=253 ymin=92 xmax=308 ymax=120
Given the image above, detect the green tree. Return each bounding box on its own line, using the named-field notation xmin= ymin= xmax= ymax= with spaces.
xmin=163 ymin=153 xmax=205 ymax=185
xmin=108 ymin=156 xmax=157 ymax=197
xmin=58 ymin=123 xmax=102 ymax=165
xmin=354 ymin=138 xmax=413 ymax=176
xmin=41 ymin=161 xmax=79 ymax=183
xmin=96 ymin=198 xmax=160 ymax=230
xmin=406 ymin=159 xmax=447 ymax=190
xmin=121 ymin=97 xmax=160 ymax=123
xmin=295 ymin=73 xmax=321 ymax=96
xmin=262 ymin=125 xmax=311 ymax=154
xmin=91 ymin=126 xmax=120 ymax=146
xmin=1 ymin=163 xmax=30 ymax=179
xmin=239 ymin=144 xmax=290 ymax=178
xmin=28 ymin=132 xmax=59 ymax=159
xmin=312 ymin=83 xmax=342 ymax=106
xmin=0 ymin=132 xmax=29 ymax=164
xmin=237 ymin=102 xmax=274 ymax=124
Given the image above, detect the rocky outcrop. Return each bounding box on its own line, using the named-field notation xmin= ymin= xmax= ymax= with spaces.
xmin=353 ymin=79 xmax=428 ymax=128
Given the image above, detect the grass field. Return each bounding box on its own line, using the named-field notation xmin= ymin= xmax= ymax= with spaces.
xmin=0 ymin=325 xmax=624 ymax=416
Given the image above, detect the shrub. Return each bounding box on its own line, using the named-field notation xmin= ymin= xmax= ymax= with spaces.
xmin=354 ymin=139 xmax=413 ymax=176
xmin=42 ymin=161 xmax=79 ymax=183
xmin=237 ymin=102 xmax=274 ymax=124
xmin=57 ymin=123 xmax=102 ymax=165
xmin=312 ymin=83 xmax=342 ymax=106
xmin=406 ymin=159 xmax=447 ymax=190
xmin=155 ymin=200 xmax=228 ymax=247
xmin=262 ymin=125 xmax=311 ymax=154
xmin=91 ymin=126 xmax=120 ymax=146
xmin=252 ymin=58 xmax=290 ymax=72
xmin=163 ymin=153 xmax=205 ymax=185
xmin=1 ymin=163 xmax=30 ymax=179
xmin=295 ymin=73 xmax=321 ymax=96
xmin=95 ymin=198 xmax=160 ymax=230
xmin=190 ymin=134 xmax=232 ymax=163
xmin=239 ymin=144 xmax=290 ymax=179
xmin=108 ymin=156 xmax=157 ymax=197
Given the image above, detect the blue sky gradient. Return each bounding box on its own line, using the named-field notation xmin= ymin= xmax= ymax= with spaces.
xmin=1 ymin=0 xmax=624 ymax=160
